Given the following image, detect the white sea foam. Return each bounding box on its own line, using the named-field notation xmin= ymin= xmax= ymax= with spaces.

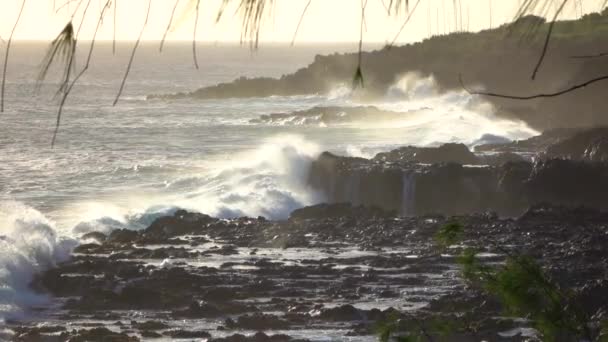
xmin=0 ymin=201 xmax=76 ymax=322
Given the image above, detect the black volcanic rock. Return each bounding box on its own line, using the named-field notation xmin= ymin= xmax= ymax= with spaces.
xmin=475 ymin=127 xmax=585 ymax=154
xmin=374 ymin=143 xmax=479 ymax=165
xmin=289 ymin=202 xmax=394 ymax=220
xmin=526 ymin=158 xmax=608 ymax=208
xmin=225 ymin=314 xmax=291 ymax=330
xmin=308 ymin=137 xmax=608 ymax=216
xmin=545 ymin=127 xmax=608 ymax=161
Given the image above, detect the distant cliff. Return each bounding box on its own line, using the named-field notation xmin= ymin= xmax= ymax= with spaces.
xmin=150 ymin=12 xmax=608 ymax=131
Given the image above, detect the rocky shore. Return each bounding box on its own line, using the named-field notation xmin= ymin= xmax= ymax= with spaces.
xmin=7 ymin=127 xmax=608 ymax=341
xmin=8 ymin=201 xmax=608 ymax=341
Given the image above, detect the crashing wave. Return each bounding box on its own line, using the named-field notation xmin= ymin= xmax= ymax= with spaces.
xmin=0 ymin=201 xmax=76 ymax=322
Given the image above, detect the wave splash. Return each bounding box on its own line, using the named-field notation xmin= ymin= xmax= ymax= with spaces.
xmin=68 ymin=135 xmax=324 ymax=235
xmin=0 ymin=202 xmax=76 ymax=322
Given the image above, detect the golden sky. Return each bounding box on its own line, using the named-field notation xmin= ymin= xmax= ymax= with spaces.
xmin=0 ymin=0 xmax=603 ymax=43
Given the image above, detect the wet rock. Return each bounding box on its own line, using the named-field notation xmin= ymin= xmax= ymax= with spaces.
xmin=290 ymin=202 xmax=394 ymax=220
xmin=545 ymin=127 xmax=608 ymax=161
xmin=225 ymin=314 xmax=291 ymax=330
xmin=60 ymin=328 xmax=139 ymax=342
xmin=140 ymin=330 xmax=162 ymax=338
xmin=164 ymin=329 xmax=212 ymax=338
xmin=107 ymin=229 xmax=138 ymax=244
xmin=318 ymin=304 xmax=366 ymax=321
xmin=80 ymin=231 xmax=107 ymax=243
xmin=374 ymin=143 xmax=479 ymax=165
xmin=211 ymin=332 xmax=304 ymax=342
xmin=145 ymin=210 xmax=216 ymax=238
xmin=131 ymin=321 xmax=169 ymax=331
xmin=527 ymin=159 xmax=608 ymax=208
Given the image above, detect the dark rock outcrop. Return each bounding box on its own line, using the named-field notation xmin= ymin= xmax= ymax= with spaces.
xmin=545 ymin=127 xmax=608 ymax=161
xmin=309 ymin=143 xmax=608 ymax=216
xmin=374 ymin=143 xmax=479 ymax=165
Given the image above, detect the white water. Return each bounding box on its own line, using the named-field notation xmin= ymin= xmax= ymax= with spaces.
xmin=0 ymin=43 xmax=539 ymax=322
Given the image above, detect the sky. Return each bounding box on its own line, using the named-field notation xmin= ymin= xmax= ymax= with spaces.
xmin=0 ymin=0 xmax=605 ymax=44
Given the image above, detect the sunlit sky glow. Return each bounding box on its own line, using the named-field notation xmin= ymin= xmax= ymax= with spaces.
xmin=0 ymin=0 xmax=604 ymax=43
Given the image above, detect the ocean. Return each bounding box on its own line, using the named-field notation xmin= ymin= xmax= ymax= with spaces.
xmin=0 ymin=42 xmax=537 ymax=323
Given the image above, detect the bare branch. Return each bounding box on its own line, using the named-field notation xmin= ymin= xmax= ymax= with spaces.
xmin=113 ymin=0 xmax=117 ymax=55
xmin=1 ymin=0 xmax=27 ymax=113
xmin=459 ymin=73 xmax=608 ymax=100
xmin=290 ymin=0 xmax=312 ymax=46
xmin=389 ymin=0 xmax=421 ymax=47
xmin=571 ymin=52 xmax=608 ymax=59
xmin=531 ymin=0 xmax=569 ymax=80
xmin=193 ymin=0 xmax=201 ymax=69
xmin=160 ymin=0 xmax=180 ymax=52
xmin=113 ymin=0 xmax=152 ymax=106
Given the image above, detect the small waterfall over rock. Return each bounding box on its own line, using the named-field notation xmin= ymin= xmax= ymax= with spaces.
xmin=401 ymin=172 xmax=417 ymax=216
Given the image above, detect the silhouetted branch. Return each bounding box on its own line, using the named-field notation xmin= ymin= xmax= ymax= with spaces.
xmin=290 ymin=0 xmax=312 ymax=46
xmin=571 ymin=52 xmax=608 ymax=59
xmin=193 ymin=0 xmax=200 ymax=69
xmin=113 ymin=0 xmax=151 ymax=106
xmin=113 ymin=0 xmax=117 ymax=55
xmin=459 ymin=73 xmax=608 ymax=100
xmin=36 ymin=23 xmax=76 ymax=96
xmin=531 ymin=0 xmax=569 ymax=80
xmin=389 ymin=0 xmax=421 ymax=47
xmin=1 ymin=0 xmax=27 ymax=113
xmin=52 ymin=0 xmax=112 ymax=147
xmin=160 ymin=0 xmax=180 ymax=52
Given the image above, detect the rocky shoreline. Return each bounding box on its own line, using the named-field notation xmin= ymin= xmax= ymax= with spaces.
xmin=8 ymin=202 xmax=608 ymax=341
xmin=6 ymin=127 xmax=608 ymax=341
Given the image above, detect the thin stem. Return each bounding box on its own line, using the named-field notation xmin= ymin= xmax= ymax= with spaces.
xmin=113 ymin=0 xmax=117 ymax=55
xmin=160 ymin=0 xmax=180 ymax=52
xmin=1 ymin=0 xmax=27 ymax=113
xmin=193 ymin=0 xmax=201 ymax=69
xmin=113 ymin=0 xmax=151 ymax=106
xmin=531 ymin=0 xmax=569 ymax=80
xmin=291 ymin=0 xmax=312 ymax=46
xmin=459 ymin=73 xmax=608 ymax=100
xmin=389 ymin=0 xmax=421 ymax=47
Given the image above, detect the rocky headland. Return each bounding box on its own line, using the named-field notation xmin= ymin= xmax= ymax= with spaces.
xmin=149 ymin=13 xmax=608 ymax=131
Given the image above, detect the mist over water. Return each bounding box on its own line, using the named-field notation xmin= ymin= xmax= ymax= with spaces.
xmin=0 ymin=43 xmax=538 ymax=321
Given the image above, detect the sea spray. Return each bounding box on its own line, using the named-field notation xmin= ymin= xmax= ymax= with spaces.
xmin=0 ymin=201 xmax=76 ymax=322
xmin=170 ymin=135 xmax=324 ymax=219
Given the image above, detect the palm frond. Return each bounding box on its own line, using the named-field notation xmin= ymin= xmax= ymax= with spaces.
xmin=52 ymin=0 xmax=112 ymax=147
xmin=216 ymin=0 xmax=274 ymax=48
xmin=36 ymin=22 xmax=76 ymax=96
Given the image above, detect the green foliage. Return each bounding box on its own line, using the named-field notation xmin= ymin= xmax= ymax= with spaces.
xmin=434 ymin=221 xmax=463 ymax=249
xmin=376 ymin=312 xmax=459 ymax=342
xmin=457 ymin=248 xmax=593 ymax=341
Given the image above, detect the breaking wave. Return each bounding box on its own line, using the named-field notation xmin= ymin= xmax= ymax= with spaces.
xmin=0 ymin=202 xmax=76 ymax=322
